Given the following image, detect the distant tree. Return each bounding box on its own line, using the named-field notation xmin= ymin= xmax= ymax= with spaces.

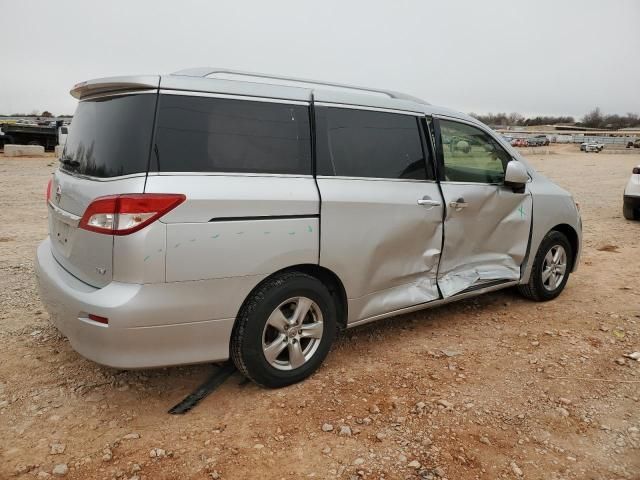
xmin=41 ymin=111 xmax=53 ymax=118
xmin=470 ymin=112 xmax=574 ymax=127
xmin=508 ymin=112 xmax=525 ymax=125
xmin=582 ymin=107 xmax=603 ymax=128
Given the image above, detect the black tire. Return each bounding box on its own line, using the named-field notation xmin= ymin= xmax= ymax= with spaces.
xmin=623 ymin=202 xmax=636 ymax=220
xmin=518 ymin=231 xmax=573 ymax=302
xmin=230 ymin=271 xmax=337 ymax=388
xmin=27 ymin=140 xmax=41 ymax=146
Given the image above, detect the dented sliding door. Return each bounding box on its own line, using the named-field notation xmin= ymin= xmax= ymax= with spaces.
xmin=434 ymin=117 xmax=532 ymax=297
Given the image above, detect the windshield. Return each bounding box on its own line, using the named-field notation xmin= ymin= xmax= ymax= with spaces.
xmin=61 ymin=93 xmax=156 ymax=177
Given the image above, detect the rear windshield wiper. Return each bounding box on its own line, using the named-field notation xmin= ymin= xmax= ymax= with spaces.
xmin=59 ymin=157 xmax=80 ymax=168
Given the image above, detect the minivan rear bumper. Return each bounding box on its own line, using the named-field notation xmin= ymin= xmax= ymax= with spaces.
xmin=35 ymin=238 xmax=239 ymax=369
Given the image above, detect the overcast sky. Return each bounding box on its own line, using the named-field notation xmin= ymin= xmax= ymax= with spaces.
xmin=2 ymin=0 xmax=639 ymax=119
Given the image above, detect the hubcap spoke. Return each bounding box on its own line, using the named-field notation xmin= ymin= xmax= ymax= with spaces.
xmin=263 ymin=334 xmax=287 ymax=363
xmin=299 ymin=321 xmax=323 ymax=339
xmin=542 ymin=244 xmax=567 ymax=292
xmin=544 ymin=251 xmax=554 ymax=266
xmin=556 ymin=262 xmax=567 ymax=275
xmin=291 ymin=297 xmax=312 ymax=326
xmin=267 ymin=308 xmax=290 ymax=333
xmin=288 ymin=341 xmax=305 ymax=369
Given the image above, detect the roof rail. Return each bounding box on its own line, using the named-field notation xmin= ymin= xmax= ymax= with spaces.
xmin=171 ymin=67 xmax=428 ymax=105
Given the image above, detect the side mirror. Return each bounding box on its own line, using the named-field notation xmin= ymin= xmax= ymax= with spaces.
xmin=504 ymin=160 xmax=528 ymax=193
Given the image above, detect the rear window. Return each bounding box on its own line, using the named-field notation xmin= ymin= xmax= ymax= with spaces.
xmin=61 ymin=93 xmax=156 ymax=178
xmin=315 ymin=107 xmax=429 ymax=180
xmin=153 ymin=95 xmax=311 ymax=175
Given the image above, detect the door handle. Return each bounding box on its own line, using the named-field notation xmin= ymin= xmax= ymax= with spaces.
xmin=449 ymin=198 xmax=469 ymax=210
xmin=417 ymin=197 xmax=441 ymax=207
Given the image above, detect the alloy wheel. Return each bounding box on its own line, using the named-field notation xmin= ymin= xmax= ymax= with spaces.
xmin=262 ymin=296 xmax=324 ymax=371
xmin=541 ymin=245 xmax=567 ymax=291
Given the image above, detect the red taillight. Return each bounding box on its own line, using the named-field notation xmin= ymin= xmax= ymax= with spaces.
xmin=78 ymin=194 xmax=186 ymax=235
xmin=88 ymin=314 xmax=109 ymax=325
xmin=46 ymin=178 xmax=53 ymax=204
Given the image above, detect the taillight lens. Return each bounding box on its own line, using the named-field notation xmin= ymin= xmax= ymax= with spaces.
xmin=79 ymin=194 xmax=186 ymax=235
xmin=46 ymin=178 xmax=52 ymax=204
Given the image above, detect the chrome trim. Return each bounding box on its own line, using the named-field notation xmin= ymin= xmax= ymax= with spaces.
xmin=158 ymin=89 xmax=309 ymax=106
xmin=347 ymin=280 xmax=519 ymax=329
xmin=57 ymin=169 xmax=148 ymax=182
xmin=440 ymin=180 xmax=503 ymax=187
xmin=48 ymin=201 xmax=81 ymax=227
xmin=314 ymin=101 xmax=424 ymax=116
xmin=80 ymin=90 xmax=157 ymax=102
xmin=316 ymin=175 xmax=437 ymax=183
xmin=154 ymin=171 xmax=313 ymax=178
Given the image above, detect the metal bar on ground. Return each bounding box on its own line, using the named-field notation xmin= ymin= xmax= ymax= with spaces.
xmin=168 ymin=362 xmax=236 ymax=414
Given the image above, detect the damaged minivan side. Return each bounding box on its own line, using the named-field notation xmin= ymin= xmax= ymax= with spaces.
xmin=35 ymin=69 xmax=582 ymax=387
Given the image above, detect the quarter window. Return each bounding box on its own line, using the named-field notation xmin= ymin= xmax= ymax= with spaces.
xmin=439 ymin=119 xmax=511 ymax=184
xmin=154 ymin=95 xmax=311 ymax=174
xmin=315 ymin=107 xmax=431 ymax=180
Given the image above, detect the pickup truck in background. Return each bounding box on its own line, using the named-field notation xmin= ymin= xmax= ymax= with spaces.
xmin=0 ymin=121 xmax=68 ymax=151
xmin=527 ymin=135 xmax=550 ymax=147
xmin=580 ymin=141 xmax=605 ymax=152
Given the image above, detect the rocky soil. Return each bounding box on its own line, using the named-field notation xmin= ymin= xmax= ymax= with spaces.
xmin=0 ymin=145 xmax=638 ymax=479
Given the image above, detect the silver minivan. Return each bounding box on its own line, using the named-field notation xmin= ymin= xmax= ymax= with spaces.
xmin=36 ymin=68 xmax=582 ymax=387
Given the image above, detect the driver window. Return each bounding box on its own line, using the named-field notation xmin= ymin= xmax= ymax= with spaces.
xmin=439 ymin=119 xmax=511 ymax=184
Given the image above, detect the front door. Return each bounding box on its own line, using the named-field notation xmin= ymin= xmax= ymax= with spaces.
xmin=434 ymin=117 xmax=532 ymax=297
xmin=314 ymin=105 xmax=444 ymax=322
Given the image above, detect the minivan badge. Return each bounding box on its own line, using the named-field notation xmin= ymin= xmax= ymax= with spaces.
xmin=55 ymin=184 xmax=62 ymax=203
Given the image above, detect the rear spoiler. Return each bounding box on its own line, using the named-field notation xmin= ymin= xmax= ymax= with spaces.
xmin=70 ymin=75 xmax=160 ymax=99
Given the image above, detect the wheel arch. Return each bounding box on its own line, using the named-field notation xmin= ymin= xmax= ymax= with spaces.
xmin=233 ymin=264 xmax=349 ymax=334
xmin=550 ymin=223 xmax=579 ymax=271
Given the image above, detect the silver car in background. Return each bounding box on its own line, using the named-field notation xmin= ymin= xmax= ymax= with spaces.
xmin=35 ymin=68 xmax=582 ymax=387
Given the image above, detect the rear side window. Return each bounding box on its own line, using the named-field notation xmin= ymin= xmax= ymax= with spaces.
xmin=315 ymin=107 xmax=430 ymax=180
xmin=61 ymin=94 xmax=156 ymax=178
xmin=154 ymin=95 xmax=311 ymax=175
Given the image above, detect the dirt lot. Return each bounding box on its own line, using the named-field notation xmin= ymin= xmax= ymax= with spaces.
xmin=1 ymin=145 xmax=639 ymax=480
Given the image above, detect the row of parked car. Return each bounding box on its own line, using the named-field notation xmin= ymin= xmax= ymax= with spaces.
xmin=503 ymin=135 xmax=550 ymax=147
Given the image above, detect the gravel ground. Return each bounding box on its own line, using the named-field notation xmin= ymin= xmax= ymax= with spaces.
xmin=0 ymin=145 xmax=638 ymax=480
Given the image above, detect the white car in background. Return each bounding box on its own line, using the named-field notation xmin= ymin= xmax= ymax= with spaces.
xmin=623 ymin=165 xmax=640 ymax=220
xmin=580 ymin=141 xmax=604 ymax=152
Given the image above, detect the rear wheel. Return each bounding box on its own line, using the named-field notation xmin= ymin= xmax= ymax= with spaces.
xmin=518 ymin=231 xmax=572 ymax=302
xmin=230 ymin=271 xmax=337 ymax=388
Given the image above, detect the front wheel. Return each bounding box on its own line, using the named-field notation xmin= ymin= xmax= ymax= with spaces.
xmin=623 ymin=202 xmax=636 ymax=220
xmin=230 ymin=271 xmax=337 ymax=388
xmin=518 ymin=231 xmax=573 ymax=301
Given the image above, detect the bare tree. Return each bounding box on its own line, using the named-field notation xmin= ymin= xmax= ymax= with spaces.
xmin=582 ymin=107 xmax=603 ymax=128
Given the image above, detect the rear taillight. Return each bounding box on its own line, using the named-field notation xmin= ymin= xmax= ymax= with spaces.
xmin=633 ymin=167 xmax=640 ymax=174
xmin=79 ymin=194 xmax=186 ymax=235
xmin=46 ymin=178 xmax=52 ymax=204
